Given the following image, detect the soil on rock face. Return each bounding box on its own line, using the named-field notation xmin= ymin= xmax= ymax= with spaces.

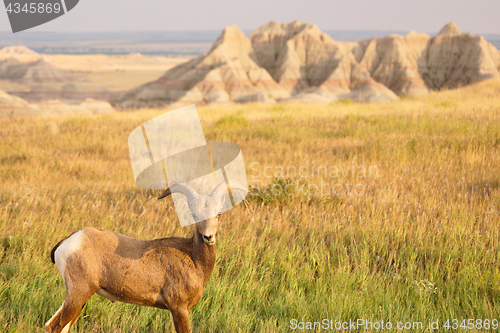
xmin=418 ymin=23 xmax=500 ymax=90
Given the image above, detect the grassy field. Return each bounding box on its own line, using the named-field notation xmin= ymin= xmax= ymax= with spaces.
xmin=1 ymin=79 xmax=500 ymax=332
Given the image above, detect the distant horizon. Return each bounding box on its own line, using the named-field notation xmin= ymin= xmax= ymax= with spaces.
xmin=1 ymin=26 xmax=499 ymax=37
xmin=1 ymin=26 xmax=499 ymax=57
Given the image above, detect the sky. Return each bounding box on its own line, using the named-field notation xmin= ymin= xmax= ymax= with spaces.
xmin=0 ymin=0 xmax=499 ymax=34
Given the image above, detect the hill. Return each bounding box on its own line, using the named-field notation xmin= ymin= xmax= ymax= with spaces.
xmin=0 ymin=45 xmax=39 ymax=55
xmin=0 ymin=57 xmax=85 ymax=84
xmin=0 ymin=89 xmax=115 ymax=117
xmin=116 ymin=22 xmax=500 ymax=107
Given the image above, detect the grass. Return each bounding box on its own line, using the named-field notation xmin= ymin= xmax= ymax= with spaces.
xmin=1 ymin=79 xmax=500 ymax=332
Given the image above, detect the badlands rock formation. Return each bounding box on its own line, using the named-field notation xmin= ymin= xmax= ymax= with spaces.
xmin=118 ymin=22 xmax=500 ymax=107
xmin=0 ymin=57 xmax=84 ymax=83
xmin=13 ymin=82 xmax=115 ymax=103
xmin=352 ymin=31 xmax=430 ymax=96
xmin=0 ymin=89 xmax=114 ymax=118
xmin=418 ymin=23 xmax=500 ymax=89
xmin=250 ymin=21 xmax=398 ymax=102
xmin=0 ymin=89 xmax=34 ymax=111
xmin=117 ymin=26 xmax=288 ymax=108
xmin=0 ymin=45 xmax=39 ymax=55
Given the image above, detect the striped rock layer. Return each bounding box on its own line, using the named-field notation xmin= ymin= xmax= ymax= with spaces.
xmin=118 ymin=22 xmax=500 ymax=106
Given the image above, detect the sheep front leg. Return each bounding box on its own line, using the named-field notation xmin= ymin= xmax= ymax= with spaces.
xmin=170 ymin=308 xmax=190 ymax=333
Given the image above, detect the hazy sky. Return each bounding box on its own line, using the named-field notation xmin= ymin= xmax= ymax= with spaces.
xmin=0 ymin=0 xmax=499 ymax=34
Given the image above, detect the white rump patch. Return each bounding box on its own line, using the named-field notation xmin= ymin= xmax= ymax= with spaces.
xmin=54 ymin=230 xmax=85 ymax=284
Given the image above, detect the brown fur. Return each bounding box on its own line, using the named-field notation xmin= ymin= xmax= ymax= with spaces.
xmin=45 ymin=225 xmax=217 ymax=333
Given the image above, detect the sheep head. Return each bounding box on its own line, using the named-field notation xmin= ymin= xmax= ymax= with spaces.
xmin=158 ymin=180 xmax=247 ymax=245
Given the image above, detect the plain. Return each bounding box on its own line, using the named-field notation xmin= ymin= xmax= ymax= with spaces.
xmin=1 ymin=79 xmax=500 ymax=332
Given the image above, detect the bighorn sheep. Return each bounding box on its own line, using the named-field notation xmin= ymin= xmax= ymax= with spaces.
xmin=45 ymin=180 xmax=247 ymax=333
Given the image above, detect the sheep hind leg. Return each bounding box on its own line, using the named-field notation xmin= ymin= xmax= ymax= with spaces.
xmin=45 ymin=292 xmax=93 ymax=333
xmin=45 ymin=302 xmax=65 ymax=333
xmin=60 ymin=303 xmax=86 ymax=333
xmin=170 ymin=308 xmax=190 ymax=333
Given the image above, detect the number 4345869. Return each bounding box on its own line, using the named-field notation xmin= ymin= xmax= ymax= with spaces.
xmin=6 ymin=2 xmax=62 ymax=14
xmin=444 ymin=319 xmax=498 ymax=330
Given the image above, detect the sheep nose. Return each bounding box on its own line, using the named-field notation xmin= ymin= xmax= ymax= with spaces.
xmin=203 ymin=235 xmax=215 ymax=245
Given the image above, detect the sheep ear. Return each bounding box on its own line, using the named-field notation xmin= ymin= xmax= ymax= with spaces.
xmin=219 ymin=193 xmax=226 ymax=207
xmin=158 ymin=188 xmax=172 ymax=200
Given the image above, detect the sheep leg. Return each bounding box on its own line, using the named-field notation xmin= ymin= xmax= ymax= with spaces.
xmin=60 ymin=303 xmax=85 ymax=333
xmin=45 ymin=302 xmax=65 ymax=332
xmin=45 ymin=290 xmax=93 ymax=333
xmin=170 ymin=308 xmax=190 ymax=333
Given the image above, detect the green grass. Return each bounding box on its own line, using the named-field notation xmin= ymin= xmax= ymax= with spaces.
xmin=1 ymin=79 xmax=500 ymax=332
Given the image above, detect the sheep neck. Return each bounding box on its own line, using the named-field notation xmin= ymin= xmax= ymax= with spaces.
xmin=192 ymin=227 xmax=216 ymax=285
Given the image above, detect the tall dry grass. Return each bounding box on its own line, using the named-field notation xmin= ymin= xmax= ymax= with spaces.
xmin=1 ymin=79 xmax=500 ymax=332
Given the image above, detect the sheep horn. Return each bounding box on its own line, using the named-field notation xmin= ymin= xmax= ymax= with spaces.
xmin=158 ymin=183 xmax=200 ymax=202
xmin=210 ymin=180 xmax=248 ymax=201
